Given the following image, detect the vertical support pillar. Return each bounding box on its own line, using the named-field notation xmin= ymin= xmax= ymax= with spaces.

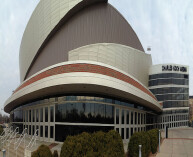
xmin=165 ymin=125 xmax=168 ymax=138
xmin=2 ymin=149 xmax=6 ymax=157
xmin=139 ymin=145 xmax=142 ymax=157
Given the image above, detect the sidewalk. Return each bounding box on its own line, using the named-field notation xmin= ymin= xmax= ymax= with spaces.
xmin=156 ymin=127 xmax=193 ymax=157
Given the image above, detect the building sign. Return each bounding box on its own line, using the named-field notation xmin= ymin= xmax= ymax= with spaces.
xmin=162 ymin=65 xmax=187 ymax=72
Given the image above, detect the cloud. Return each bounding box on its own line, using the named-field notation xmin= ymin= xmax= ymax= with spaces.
xmin=0 ymin=0 xmax=192 ymax=115
xmin=0 ymin=0 xmax=39 ymax=115
xmin=109 ymin=0 xmax=193 ymax=94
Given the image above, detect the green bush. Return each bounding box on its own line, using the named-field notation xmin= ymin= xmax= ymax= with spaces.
xmin=60 ymin=130 xmax=125 ymax=157
xmin=60 ymin=132 xmax=93 ymax=157
xmin=31 ymin=151 xmax=39 ymax=157
xmin=147 ymin=129 xmax=159 ymax=154
xmin=53 ymin=150 xmax=59 ymax=157
xmin=128 ymin=131 xmax=151 ymax=157
xmin=90 ymin=131 xmax=106 ymax=156
xmin=105 ymin=130 xmax=125 ymax=157
xmin=0 ymin=126 xmax=4 ymax=135
xmin=31 ymin=144 xmax=52 ymax=157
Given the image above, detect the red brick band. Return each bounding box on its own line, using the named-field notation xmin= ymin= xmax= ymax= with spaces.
xmin=15 ymin=63 xmax=157 ymax=101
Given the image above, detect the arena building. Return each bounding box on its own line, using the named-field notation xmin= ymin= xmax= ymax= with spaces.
xmin=4 ymin=0 xmax=188 ymax=143
xmin=149 ymin=64 xmax=189 ymax=129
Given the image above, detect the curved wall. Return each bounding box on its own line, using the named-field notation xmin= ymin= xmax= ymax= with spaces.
xmin=4 ymin=61 xmax=162 ymax=113
xmin=69 ymin=43 xmax=152 ymax=87
xmin=20 ymin=0 xmax=86 ymax=82
xmin=21 ymin=1 xmax=144 ymax=81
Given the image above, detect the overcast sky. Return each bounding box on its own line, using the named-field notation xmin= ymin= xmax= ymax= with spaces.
xmin=0 ymin=0 xmax=193 ymax=115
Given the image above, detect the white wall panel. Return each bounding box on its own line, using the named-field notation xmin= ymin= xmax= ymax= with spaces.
xmin=20 ymin=0 xmax=83 ymax=82
xmin=68 ymin=43 xmax=152 ymax=87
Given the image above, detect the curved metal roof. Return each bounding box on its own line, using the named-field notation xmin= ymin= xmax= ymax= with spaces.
xmin=19 ymin=0 xmax=108 ymax=82
xmin=19 ymin=0 xmax=144 ymax=82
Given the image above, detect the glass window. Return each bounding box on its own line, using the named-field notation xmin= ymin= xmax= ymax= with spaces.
xmin=31 ymin=110 xmax=33 ymax=122
xmin=29 ymin=110 xmax=31 ymax=122
xmin=131 ymin=128 xmax=133 ymax=136
xmin=36 ymin=125 xmax=39 ymax=136
xmin=45 ymin=126 xmax=48 ymax=138
xmin=122 ymin=110 xmax=124 ymax=124
xmin=32 ymin=125 xmax=35 ymax=135
xmin=55 ymin=102 xmax=114 ymax=124
xmin=98 ymin=104 xmax=105 ymax=120
xmin=135 ymin=112 xmax=137 ymax=124
xmin=40 ymin=126 xmax=43 ymax=137
xmin=29 ymin=125 xmax=31 ymax=135
xmin=141 ymin=114 xmax=143 ymax=124
xmin=23 ymin=111 xmax=25 ymax=122
xmin=105 ymin=105 xmax=114 ymax=124
xmin=40 ymin=108 xmax=43 ymax=122
xmin=13 ymin=109 xmax=23 ymax=122
xmin=26 ymin=110 xmax=28 ymax=122
xmin=138 ymin=113 xmax=140 ymax=124
xmin=55 ymin=125 xmax=113 ymax=142
xmin=126 ymin=111 xmax=129 ymax=124
xmin=50 ymin=106 xmax=54 ymax=122
xmin=50 ymin=126 xmax=53 ymax=138
xmin=144 ymin=114 xmax=146 ymax=124
xmin=184 ymin=74 xmax=188 ymax=79
xmin=36 ymin=109 xmax=39 ymax=122
xmin=131 ymin=112 xmax=133 ymax=124
xmin=121 ymin=128 xmax=124 ymax=139
xmin=116 ymin=109 xmax=119 ymax=124
xmin=26 ymin=125 xmax=28 ymax=134
xmin=126 ymin=128 xmax=129 ymax=139
xmin=33 ymin=110 xmax=35 ymax=122
xmin=45 ymin=107 xmax=48 ymax=122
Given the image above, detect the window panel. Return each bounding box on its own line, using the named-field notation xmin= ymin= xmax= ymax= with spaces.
xmin=116 ymin=109 xmax=119 ymax=124
xmin=45 ymin=107 xmax=48 ymax=122
xmin=126 ymin=111 xmax=129 ymax=124
xmin=50 ymin=106 xmax=54 ymax=122
xmin=122 ymin=110 xmax=124 ymax=124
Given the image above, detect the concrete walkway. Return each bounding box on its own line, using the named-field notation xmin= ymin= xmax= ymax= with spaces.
xmin=156 ymin=127 xmax=193 ymax=157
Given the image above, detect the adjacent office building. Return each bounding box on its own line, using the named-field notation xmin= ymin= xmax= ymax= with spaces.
xmin=149 ymin=64 xmax=189 ymax=129
xmin=4 ymin=0 xmax=189 ymax=143
xmin=189 ymin=96 xmax=193 ymax=125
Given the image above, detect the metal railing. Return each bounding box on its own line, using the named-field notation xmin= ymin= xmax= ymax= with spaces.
xmin=6 ymin=127 xmax=19 ymax=146
xmin=0 ymin=126 xmax=12 ymax=149
xmin=14 ymin=128 xmax=28 ymax=157
xmin=1 ymin=127 xmax=13 ymax=148
xmin=26 ymin=129 xmax=39 ymax=149
xmin=0 ymin=127 xmax=8 ymax=141
xmin=0 ymin=126 xmax=12 ymax=140
xmin=6 ymin=127 xmax=19 ymax=157
xmin=14 ymin=128 xmax=27 ymax=149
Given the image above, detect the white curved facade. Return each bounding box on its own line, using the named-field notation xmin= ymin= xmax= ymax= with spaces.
xmin=5 ymin=61 xmax=162 ymax=113
xmin=20 ymin=0 xmax=106 ymax=82
xmin=69 ymin=43 xmax=152 ymax=87
xmin=4 ymin=0 xmax=165 ymax=143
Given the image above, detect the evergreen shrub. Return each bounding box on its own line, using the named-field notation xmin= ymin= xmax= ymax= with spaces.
xmin=147 ymin=129 xmax=159 ymax=154
xmin=0 ymin=126 xmax=3 ymax=135
xmin=53 ymin=150 xmax=59 ymax=157
xmin=60 ymin=130 xmax=125 ymax=157
xmin=128 ymin=131 xmax=151 ymax=157
xmin=31 ymin=144 xmax=52 ymax=157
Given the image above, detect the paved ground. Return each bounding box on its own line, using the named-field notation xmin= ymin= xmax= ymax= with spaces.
xmin=156 ymin=127 xmax=193 ymax=157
